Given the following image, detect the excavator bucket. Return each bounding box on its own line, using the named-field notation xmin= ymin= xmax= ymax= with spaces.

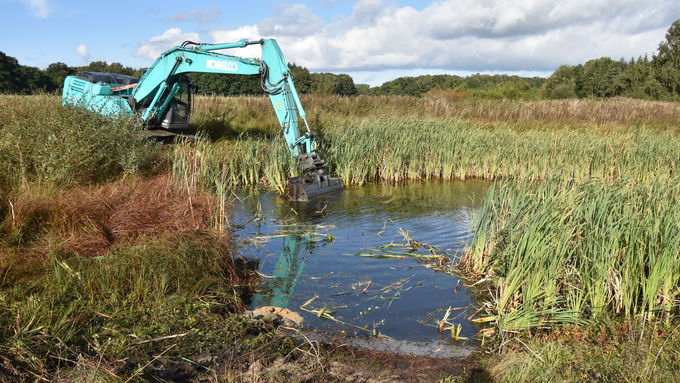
xmin=288 ymin=176 xmax=344 ymax=201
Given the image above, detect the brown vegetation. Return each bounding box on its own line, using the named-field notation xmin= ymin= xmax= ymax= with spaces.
xmin=192 ymin=94 xmax=680 ymax=137
xmin=6 ymin=175 xmax=212 ymax=256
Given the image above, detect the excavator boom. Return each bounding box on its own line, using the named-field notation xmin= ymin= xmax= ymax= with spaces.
xmin=62 ymin=38 xmax=342 ymax=201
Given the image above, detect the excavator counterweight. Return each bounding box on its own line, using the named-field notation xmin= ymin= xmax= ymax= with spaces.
xmin=61 ymin=38 xmax=343 ymax=200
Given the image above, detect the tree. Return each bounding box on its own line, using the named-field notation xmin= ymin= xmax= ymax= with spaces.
xmin=189 ymin=72 xmax=261 ymax=95
xmin=612 ymin=56 xmax=669 ymax=99
xmin=0 ymin=51 xmax=23 ymax=93
xmin=653 ymin=19 xmax=680 ymax=97
xmin=542 ymin=65 xmax=581 ymax=99
xmin=289 ymin=64 xmax=311 ymax=93
xmin=45 ymin=62 xmax=75 ymax=91
xmin=310 ymin=73 xmax=358 ymax=95
xmin=76 ymin=61 xmax=137 ymax=77
xmin=18 ymin=66 xmax=52 ymax=93
xmin=578 ymin=58 xmax=626 ymax=97
xmin=355 ymin=84 xmax=371 ymax=95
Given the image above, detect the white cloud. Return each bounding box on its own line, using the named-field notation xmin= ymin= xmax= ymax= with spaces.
xmin=210 ymin=25 xmax=263 ymax=58
xmin=75 ymin=44 xmax=90 ymax=62
xmin=137 ymin=0 xmax=679 ymax=84
xmin=135 ymin=28 xmax=200 ymax=60
xmin=260 ymin=3 xmax=323 ymax=36
xmin=21 ymin=0 xmax=49 ymax=18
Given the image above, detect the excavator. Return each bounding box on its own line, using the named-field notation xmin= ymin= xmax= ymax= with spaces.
xmin=61 ymin=39 xmax=343 ymax=201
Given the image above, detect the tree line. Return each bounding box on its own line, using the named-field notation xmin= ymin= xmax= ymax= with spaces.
xmin=1 ymin=19 xmax=679 ymax=100
xmin=366 ymin=20 xmax=680 ymax=100
xmin=0 ymin=54 xmax=358 ymax=96
xmin=187 ymin=64 xmax=358 ymax=96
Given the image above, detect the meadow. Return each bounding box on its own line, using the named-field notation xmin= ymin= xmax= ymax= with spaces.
xmin=1 ymin=93 xmax=679 ymax=381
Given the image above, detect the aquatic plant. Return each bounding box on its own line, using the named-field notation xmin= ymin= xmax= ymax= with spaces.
xmin=172 ymin=118 xmax=680 ymax=191
xmin=460 ymin=176 xmax=680 ymax=333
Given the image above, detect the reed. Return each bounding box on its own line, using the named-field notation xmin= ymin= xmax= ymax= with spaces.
xmin=191 ymin=94 xmax=680 ymax=135
xmin=0 ymin=94 xmax=157 ymax=191
xmin=460 ymin=176 xmax=680 ymax=333
xmin=172 ymin=118 xmax=680 ymax=192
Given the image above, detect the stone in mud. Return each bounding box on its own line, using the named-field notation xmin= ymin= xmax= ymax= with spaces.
xmin=148 ymin=357 xmax=196 ymax=380
xmin=248 ymin=306 xmax=304 ymax=327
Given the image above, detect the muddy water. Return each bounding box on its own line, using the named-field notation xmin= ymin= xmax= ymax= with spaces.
xmin=232 ymin=180 xmax=489 ymax=347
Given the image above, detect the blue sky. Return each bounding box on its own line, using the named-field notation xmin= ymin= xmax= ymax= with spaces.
xmin=1 ymin=0 xmax=678 ymax=86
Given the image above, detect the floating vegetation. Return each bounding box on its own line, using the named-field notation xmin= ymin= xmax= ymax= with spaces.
xmin=300 ymin=296 xmax=388 ymax=337
xmin=353 ymin=229 xmax=465 ymax=276
xmin=359 ymin=277 xmax=425 ymax=311
xmin=245 ymin=227 xmax=335 ymax=246
xmin=438 ymin=307 xmax=469 ymax=341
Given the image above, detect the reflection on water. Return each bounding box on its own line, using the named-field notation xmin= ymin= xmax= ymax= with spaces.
xmin=250 ymin=230 xmax=309 ymax=308
xmin=232 ymin=180 xmax=489 ymax=342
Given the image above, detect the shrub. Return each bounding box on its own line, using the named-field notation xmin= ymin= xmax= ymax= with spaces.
xmin=0 ymin=95 xmax=158 ymax=190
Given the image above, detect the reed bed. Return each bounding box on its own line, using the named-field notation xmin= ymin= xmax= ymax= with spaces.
xmin=460 ymin=176 xmax=680 ymax=334
xmin=192 ymin=94 xmax=680 ymax=135
xmin=171 ymin=137 xmax=295 ymax=217
xmin=172 ymin=118 xmax=680 ymax=190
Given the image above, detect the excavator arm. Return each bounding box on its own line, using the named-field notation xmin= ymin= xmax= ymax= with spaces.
xmin=132 ymin=39 xmax=315 ymax=157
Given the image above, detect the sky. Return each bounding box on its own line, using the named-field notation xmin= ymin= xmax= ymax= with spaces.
xmin=1 ymin=0 xmax=678 ymax=86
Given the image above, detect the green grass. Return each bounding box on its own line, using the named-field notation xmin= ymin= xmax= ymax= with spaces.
xmin=460 ymin=176 xmax=680 ymax=334
xmin=0 ymin=95 xmax=158 ymax=191
xmin=172 ymin=118 xmax=680 ymax=192
xmin=483 ymin=320 xmax=680 ymax=383
xmin=0 ymin=231 xmax=269 ymax=380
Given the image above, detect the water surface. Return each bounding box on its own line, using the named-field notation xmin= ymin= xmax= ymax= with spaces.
xmin=232 ymin=180 xmax=489 ymax=343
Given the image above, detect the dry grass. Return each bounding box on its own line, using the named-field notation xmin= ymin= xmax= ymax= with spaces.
xmin=191 ymin=94 xmax=680 ymax=136
xmin=0 ymin=174 xmax=224 ymax=292
xmin=5 ymin=175 xmax=213 ymax=257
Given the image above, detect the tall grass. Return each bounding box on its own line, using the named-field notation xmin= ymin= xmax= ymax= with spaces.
xmin=171 ymin=137 xmax=294 ymax=230
xmin=172 ymin=118 xmax=680 ymax=191
xmin=192 ymin=94 xmax=680 ymax=136
xmin=460 ymin=176 xmax=680 ymax=333
xmin=0 ymin=95 xmax=158 ymax=191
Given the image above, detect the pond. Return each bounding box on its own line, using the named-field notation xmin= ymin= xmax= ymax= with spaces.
xmin=231 ymin=180 xmax=489 ymax=348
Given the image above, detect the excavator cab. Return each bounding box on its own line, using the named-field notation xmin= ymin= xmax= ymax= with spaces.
xmin=159 ymin=77 xmax=192 ymax=130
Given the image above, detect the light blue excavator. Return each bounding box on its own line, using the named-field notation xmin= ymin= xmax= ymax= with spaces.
xmin=61 ymin=39 xmax=342 ymax=201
